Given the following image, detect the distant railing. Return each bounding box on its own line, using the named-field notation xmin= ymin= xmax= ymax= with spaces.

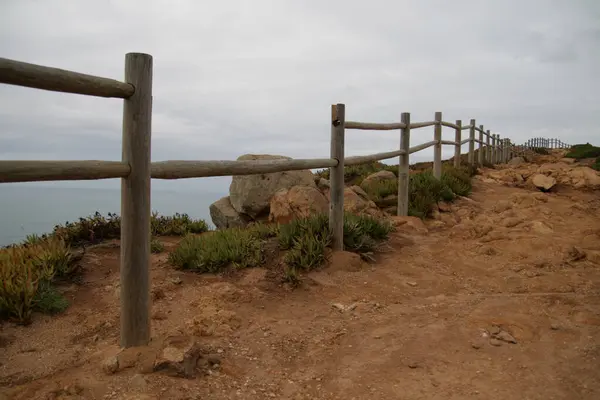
xmin=0 ymin=53 xmax=569 ymax=348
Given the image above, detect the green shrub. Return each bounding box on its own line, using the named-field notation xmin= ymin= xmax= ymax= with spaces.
xmin=361 ymin=179 xmax=398 ymax=202
xmin=532 ymin=147 xmax=550 ymax=155
xmin=315 ymin=161 xmax=397 ymax=185
xmin=150 ymin=212 xmax=209 ymax=236
xmin=0 ymin=237 xmax=76 ymax=323
xmin=150 ymin=237 xmax=165 ymax=254
xmin=408 ymin=171 xmax=450 ymax=218
xmin=278 ymin=213 xmax=330 ymax=250
xmin=441 ymin=165 xmax=473 ymax=197
xmin=47 ymin=211 xmax=209 ymax=247
xmin=565 ymin=143 xmax=600 ymax=160
xmin=168 ymin=213 xmax=393 ymax=285
xmin=168 ymin=228 xmax=264 ymax=273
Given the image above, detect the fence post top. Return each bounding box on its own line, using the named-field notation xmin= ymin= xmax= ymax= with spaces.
xmin=435 ymin=111 xmax=442 ymax=119
xmin=125 ymin=52 xmax=153 ymax=59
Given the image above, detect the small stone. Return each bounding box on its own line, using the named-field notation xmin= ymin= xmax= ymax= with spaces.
xmin=170 ymin=276 xmax=183 ymax=285
xmin=550 ymin=323 xmax=560 ymax=331
xmin=407 ymin=362 xmax=419 ymax=369
xmin=102 ymin=356 xmax=119 ymax=374
xmin=471 ymin=343 xmax=482 ymax=350
xmin=495 ymin=331 xmax=518 ymax=344
xmin=489 ymin=326 xmax=501 ymax=335
xmin=489 ymin=338 xmax=503 ymax=347
xmin=406 ymin=281 xmax=418 ymax=287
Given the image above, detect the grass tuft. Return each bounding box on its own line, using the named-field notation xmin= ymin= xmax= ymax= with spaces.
xmin=168 ymin=213 xmax=393 ymax=285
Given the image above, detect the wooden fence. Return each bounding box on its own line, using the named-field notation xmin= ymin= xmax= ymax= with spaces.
xmin=0 ymin=53 xmax=569 ymax=348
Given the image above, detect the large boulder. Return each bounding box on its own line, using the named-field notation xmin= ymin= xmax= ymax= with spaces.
xmin=269 ymin=185 xmax=329 ymax=224
xmin=531 ymin=174 xmax=556 ymax=192
xmin=508 ymin=157 xmax=525 ymax=166
xmin=229 ymin=154 xmax=317 ymax=219
xmin=564 ymin=167 xmax=600 ymax=190
xmin=324 ymin=187 xmax=385 ymax=218
xmin=360 ymin=170 xmax=396 ymax=191
xmin=209 ymin=196 xmax=251 ymax=229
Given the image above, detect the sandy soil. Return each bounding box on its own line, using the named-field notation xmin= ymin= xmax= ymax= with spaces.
xmin=1 ymin=158 xmax=600 ymax=400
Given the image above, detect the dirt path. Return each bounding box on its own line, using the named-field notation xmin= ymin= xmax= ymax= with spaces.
xmin=2 ymin=166 xmax=600 ymax=400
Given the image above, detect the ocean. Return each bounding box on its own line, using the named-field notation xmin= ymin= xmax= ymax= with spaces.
xmin=0 ymin=184 xmax=224 ymax=247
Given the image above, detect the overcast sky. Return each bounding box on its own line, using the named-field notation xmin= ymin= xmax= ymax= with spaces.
xmin=1 ymin=0 xmax=599 ymax=194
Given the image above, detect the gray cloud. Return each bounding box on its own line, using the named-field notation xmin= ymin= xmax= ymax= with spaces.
xmin=1 ymin=0 xmax=599 ymax=196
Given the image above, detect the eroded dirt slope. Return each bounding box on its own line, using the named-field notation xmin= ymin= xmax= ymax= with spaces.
xmin=1 ymin=155 xmax=600 ymax=400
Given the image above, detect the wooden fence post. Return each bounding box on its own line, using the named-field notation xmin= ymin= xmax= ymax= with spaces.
xmin=330 ymin=103 xmax=345 ymax=251
xmin=492 ymin=134 xmax=497 ymax=164
xmin=397 ymin=112 xmax=410 ymax=216
xmin=454 ymin=120 xmax=461 ymax=168
xmin=486 ymin=130 xmax=491 ymax=164
xmin=121 ymin=52 xmax=153 ymax=348
xmin=496 ymin=135 xmax=501 ymax=163
xmin=468 ymin=119 xmax=475 ymax=166
xmin=478 ymin=124 xmax=484 ymax=165
xmin=433 ymin=112 xmax=442 ymax=179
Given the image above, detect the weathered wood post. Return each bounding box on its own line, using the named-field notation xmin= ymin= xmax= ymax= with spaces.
xmin=468 ymin=119 xmax=475 ymax=166
xmin=454 ymin=119 xmax=461 ymax=168
xmin=330 ymin=103 xmax=345 ymax=251
xmin=478 ymin=124 xmax=484 ymax=165
xmin=397 ymin=112 xmax=410 ymax=216
xmin=497 ymin=135 xmax=502 ymax=163
xmin=433 ymin=112 xmax=442 ymax=179
xmin=486 ymin=130 xmax=491 ymax=164
xmin=121 ymin=52 xmax=153 ymax=348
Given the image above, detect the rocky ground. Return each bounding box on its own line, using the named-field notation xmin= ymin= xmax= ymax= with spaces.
xmin=1 ymin=150 xmax=600 ymax=400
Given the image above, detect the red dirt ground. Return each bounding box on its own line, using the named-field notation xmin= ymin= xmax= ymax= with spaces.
xmin=1 ymin=162 xmax=600 ymax=400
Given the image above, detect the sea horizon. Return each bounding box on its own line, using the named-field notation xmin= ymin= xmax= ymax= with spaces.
xmin=0 ymin=184 xmax=225 ymax=247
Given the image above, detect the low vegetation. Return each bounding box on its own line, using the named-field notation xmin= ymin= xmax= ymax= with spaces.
xmin=0 ymin=212 xmax=208 ymax=324
xmin=565 ymin=143 xmax=600 ymax=171
xmin=316 ymin=161 xmax=397 ymax=186
xmin=3 ymin=158 xmax=480 ymax=323
xmin=168 ymin=213 xmax=394 ymax=285
xmin=358 ymin=164 xmax=475 ymax=218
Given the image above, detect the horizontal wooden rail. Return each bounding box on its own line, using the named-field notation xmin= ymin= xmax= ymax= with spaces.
xmin=408 ymin=140 xmax=437 ymax=154
xmin=461 ymin=124 xmax=473 ymax=130
xmin=0 ymin=160 xmax=130 ymax=183
xmin=345 ymin=149 xmax=406 ymax=166
xmin=409 ymin=121 xmax=436 ymax=129
xmin=440 ymin=140 xmax=457 ymax=146
xmin=461 ymin=138 xmax=471 ymax=145
xmin=0 ymin=57 xmax=134 ymax=98
xmin=150 ymin=158 xmax=337 ymax=179
xmin=440 ymin=121 xmax=460 ymax=130
xmin=344 ymin=121 xmax=406 ymax=130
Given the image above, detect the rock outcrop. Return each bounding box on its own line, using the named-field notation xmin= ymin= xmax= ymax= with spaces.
xmin=531 ymin=174 xmax=556 ymax=192
xmin=481 ymin=151 xmax=600 ymax=191
xmin=209 ymin=197 xmax=252 ymax=229
xmin=269 ymin=185 xmax=329 ymax=224
xmin=228 ymin=154 xmax=317 ymax=220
